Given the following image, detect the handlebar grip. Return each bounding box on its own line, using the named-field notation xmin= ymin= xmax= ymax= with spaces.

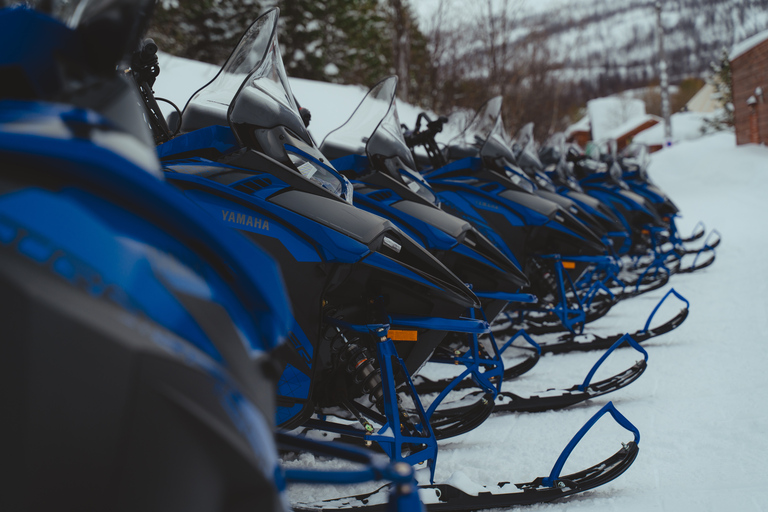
xmin=140 ymin=38 xmax=158 ymax=60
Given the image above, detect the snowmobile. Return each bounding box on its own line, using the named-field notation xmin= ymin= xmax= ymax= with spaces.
xmin=317 ymin=76 xmax=540 ymax=388
xmin=574 ymin=139 xmax=717 ymax=275
xmin=152 ymin=9 xmax=499 ymax=454
xmin=500 ymin=123 xmax=663 ymax=302
xmin=511 ymin=128 xmax=672 ymax=298
xmin=515 ymin=125 xmax=633 ymax=257
xmin=0 ymin=3 xmax=423 ymax=512
xmin=138 ymin=8 xmax=644 ymax=509
xmin=618 ymin=142 xmax=721 ymax=261
xmin=405 ymin=100 xmax=619 ymax=335
xmin=315 ymin=76 xmax=652 ymax=414
xmin=403 ymin=99 xmax=689 ymax=353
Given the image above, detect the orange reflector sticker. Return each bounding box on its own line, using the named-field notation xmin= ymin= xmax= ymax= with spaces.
xmin=562 ymin=261 xmax=576 ymax=269
xmin=389 ymin=330 xmax=418 ymax=341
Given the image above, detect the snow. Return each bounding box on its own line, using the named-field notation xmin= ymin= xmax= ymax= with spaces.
xmin=587 ymin=97 xmax=647 ymax=141
xmin=633 ymin=110 xmax=718 ymax=146
xmin=731 ymin=28 xmax=768 ymax=62
xmin=155 ymin=54 xmax=768 ymax=512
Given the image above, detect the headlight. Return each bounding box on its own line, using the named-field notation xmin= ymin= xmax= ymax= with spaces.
xmin=287 ymin=150 xmax=354 ymax=205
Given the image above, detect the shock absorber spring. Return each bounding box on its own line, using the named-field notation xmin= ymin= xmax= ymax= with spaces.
xmin=328 ymin=329 xmax=385 ymax=409
xmin=528 ymin=258 xmax=559 ymax=301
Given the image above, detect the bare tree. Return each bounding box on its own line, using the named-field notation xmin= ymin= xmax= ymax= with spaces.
xmin=389 ymin=0 xmax=412 ymax=102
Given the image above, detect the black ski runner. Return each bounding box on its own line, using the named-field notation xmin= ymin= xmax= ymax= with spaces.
xmin=531 ymin=288 xmax=689 ymax=355
xmin=492 ymin=334 xmax=647 ymax=412
xmin=422 ymin=334 xmax=646 ymax=417
xmin=291 ymin=402 xmax=640 ymax=512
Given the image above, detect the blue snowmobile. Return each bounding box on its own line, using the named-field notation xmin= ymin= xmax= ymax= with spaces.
xmin=403 ymin=99 xmax=689 ymax=354
xmin=617 ymin=142 xmax=721 ymax=266
xmin=567 ymin=139 xmax=717 ymax=274
xmin=514 ymin=127 xmax=674 ymax=296
xmin=318 ymin=76 xmax=539 ymax=386
xmin=137 ymin=8 xmax=644 ymax=509
xmin=0 ymin=2 xmax=425 ymax=511
xmin=316 ymin=75 xmax=649 ymax=414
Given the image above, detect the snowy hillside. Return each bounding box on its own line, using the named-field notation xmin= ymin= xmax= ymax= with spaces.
xmin=416 ymin=0 xmax=768 ymax=87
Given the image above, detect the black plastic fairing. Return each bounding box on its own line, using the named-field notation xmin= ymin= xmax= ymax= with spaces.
xmin=269 ymin=189 xmax=479 ymax=309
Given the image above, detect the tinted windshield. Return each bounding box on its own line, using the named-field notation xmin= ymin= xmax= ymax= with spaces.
xmin=512 ymin=122 xmax=544 ymax=171
xmin=620 ymin=143 xmax=651 ymax=180
xmin=227 ymin=12 xmax=308 ymax=143
xmin=321 ymin=76 xmax=436 ymax=204
xmin=540 ymin=132 xmax=566 ymax=165
xmin=179 ymin=8 xmax=352 ymax=203
xmin=322 ymin=76 xmax=417 ymax=168
xmin=180 ymin=9 xmax=307 ymax=143
xmin=446 ymin=96 xmax=517 ymax=166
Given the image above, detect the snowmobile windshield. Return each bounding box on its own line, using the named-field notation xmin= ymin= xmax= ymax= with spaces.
xmin=539 ymin=132 xmax=567 ymax=166
xmin=620 ymin=143 xmax=651 ymax=181
xmin=197 ymin=8 xmax=352 ymax=204
xmin=445 ymin=96 xmax=516 ymax=169
xmin=483 ymin=109 xmax=519 ymax=168
xmin=512 ymin=123 xmax=545 ymax=172
xmin=321 ymin=76 xmax=437 ymax=205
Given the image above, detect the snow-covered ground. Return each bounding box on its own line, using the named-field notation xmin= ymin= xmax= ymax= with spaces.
xmin=155 ymin=55 xmax=768 ymax=512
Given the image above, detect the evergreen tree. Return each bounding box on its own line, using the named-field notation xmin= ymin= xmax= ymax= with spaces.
xmin=148 ymin=0 xmax=262 ymax=65
xmin=277 ymin=0 xmax=392 ymax=86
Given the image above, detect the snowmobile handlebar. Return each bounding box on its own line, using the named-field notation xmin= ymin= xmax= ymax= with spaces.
xmin=403 ymin=113 xmax=448 ymax=148
xmin=131 ymin=38 xmax=160 ymax=84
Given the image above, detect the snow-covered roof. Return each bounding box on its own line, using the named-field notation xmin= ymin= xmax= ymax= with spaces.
xmin=605 ymin=114 xmax=661 ymax=140
xmin=565 ymin=114 xmax=590 ymax=136
xmin=731 ymin=28 xmax=768 ymax=62
xmin=587 ymin=97 xmax=646 ymax=141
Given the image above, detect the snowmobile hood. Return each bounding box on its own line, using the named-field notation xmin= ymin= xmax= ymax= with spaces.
xmin=0 ymin=102 xmax=293 ymax=353
xmin=163 ymin=152 xmax=481 ymax=310
xmin=350 ymin=180 xmax=530 ymax=287
xmin=320 ymin=78 xmax=527 ymax=287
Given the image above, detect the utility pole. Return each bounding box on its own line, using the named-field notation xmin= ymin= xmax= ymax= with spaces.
xmin=656 ymin=2 xmax=672 ymax=146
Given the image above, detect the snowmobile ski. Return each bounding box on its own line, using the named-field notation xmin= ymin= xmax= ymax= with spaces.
xmin=531 ymin=288 xmax=689 ymax=355
xmin=491 ymin=334 xmax=647 ymax=412
xmin=418 ymin=334 xmax=646 ymax=416
xmin=291 ymin=402 xmax=640 ymax=511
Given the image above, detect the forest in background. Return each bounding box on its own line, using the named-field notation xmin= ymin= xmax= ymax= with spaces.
xmin=146 ymin=0 xmax=768 ymax=139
